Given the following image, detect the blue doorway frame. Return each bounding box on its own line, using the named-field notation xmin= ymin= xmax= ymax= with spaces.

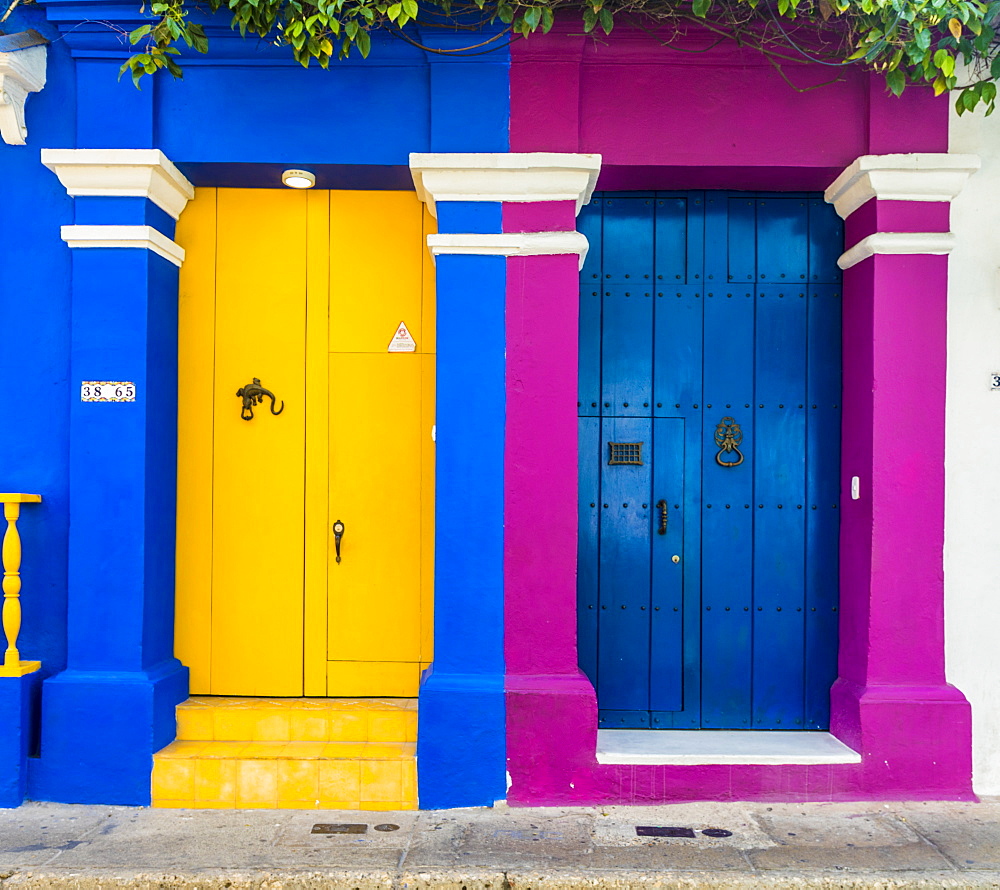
xmin=577 ymin=191 xmax=843 ymax=731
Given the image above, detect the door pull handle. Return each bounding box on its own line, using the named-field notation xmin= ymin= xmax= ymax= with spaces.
xmin=332 ymin=519 xmax=345 ymax=564
xmin=655 ymin=500 xmax=668 ymax=535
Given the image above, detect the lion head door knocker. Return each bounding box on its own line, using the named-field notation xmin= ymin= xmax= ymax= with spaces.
xmin=236 ymin=377 xmax=284 ymax=421
xmin=714 ymin=416 xmax=745 ymax=468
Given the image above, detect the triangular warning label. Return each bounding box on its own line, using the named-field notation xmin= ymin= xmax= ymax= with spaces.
xmin=388 ymin=320 xmax=416 ymax=353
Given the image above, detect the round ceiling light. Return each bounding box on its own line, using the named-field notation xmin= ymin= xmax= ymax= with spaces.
xmin=282 ymin=169 xmax=316 ymax=189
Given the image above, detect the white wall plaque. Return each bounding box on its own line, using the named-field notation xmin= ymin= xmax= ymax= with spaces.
xmin=388 ymin=321 xmax=416 ymax=353
xmin=81 ymin=381 xmax=136 ymax=402
xmin=991 ymin=372 xmax=1000 ymax=391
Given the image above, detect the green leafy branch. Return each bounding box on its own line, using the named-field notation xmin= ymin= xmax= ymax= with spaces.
xmin=120 ymin=0 xmax=1000 ymax=115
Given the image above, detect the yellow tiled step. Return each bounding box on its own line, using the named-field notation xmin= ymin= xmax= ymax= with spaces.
xmin=176 ymin=696 xmax=417 ymax=743
xmin=152 ymin=739 xmax=417 ymax=810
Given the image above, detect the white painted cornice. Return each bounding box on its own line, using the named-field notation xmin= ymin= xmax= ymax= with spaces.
xmin=825 ymin=153 xmax=980 ymax=219
xmin=0 ymin=45 xmax=46 ymax=146
xmin=427 ymin=231 xmax=590 ymax=269
xmin=837 ymin=231 xmax=956 ymax=270
xmin=42 ymin=149 xmax=195 ymax=220
xmin=410 ymin=153 xmax=602 ymax=216
xmin=60 ymin=225 xmax=186 ymax=267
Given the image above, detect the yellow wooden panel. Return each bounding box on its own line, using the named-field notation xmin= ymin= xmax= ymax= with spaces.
xmin=326 ymin=661 xmax=422 ymax=697
xmin=421 ymin=204 xmax=437 ymax=356
xmin=211 ymin=188 xmax=307 ymax=695
xmin=328 ymin=191 xmax=425 ymax=353
xmin=327 ymin=353 xmax=423 ymax=676
xmin=175 ymin=188 xmax=217 ymax=693
xmin=303 ymin=190 xmax=331 ymax=697
xmin=419 ymin=352 xmax=435 ymax=663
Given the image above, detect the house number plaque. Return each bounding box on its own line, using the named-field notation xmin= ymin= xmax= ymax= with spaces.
xmin=80 ymin=381 xmax=136 ymax=402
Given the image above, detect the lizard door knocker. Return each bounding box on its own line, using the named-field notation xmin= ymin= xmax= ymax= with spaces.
xmin=236 ymin=377 xmax=285 ymax=421
xmin=714 ymin=416 xmax=745 ymax=467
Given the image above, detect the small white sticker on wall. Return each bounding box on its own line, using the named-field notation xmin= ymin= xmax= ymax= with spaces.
xmin=81 ymin=381 xmax=136 ymax=402
xmin=388 ymin=321 xmax=416 ymax=353
xmin=990 ymin=372 xmax=1000 ymax=390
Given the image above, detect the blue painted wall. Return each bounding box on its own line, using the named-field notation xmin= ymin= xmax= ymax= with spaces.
xmin=0 ymin=4 xmax=75 ymax=807
xmin=2 ymin=0 xmax=511 ymax=807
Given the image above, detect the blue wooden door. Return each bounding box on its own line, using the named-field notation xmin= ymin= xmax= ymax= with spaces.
xmin=578 ymin=192 xmax=843 ymax=730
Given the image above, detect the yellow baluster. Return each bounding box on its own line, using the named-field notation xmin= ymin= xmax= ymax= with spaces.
xmin=0 ymin=493 xmax=41 ymax=677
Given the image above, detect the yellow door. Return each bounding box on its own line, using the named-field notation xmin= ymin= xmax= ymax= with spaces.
xmin=176 ymin=188 xmax=434 ymax=697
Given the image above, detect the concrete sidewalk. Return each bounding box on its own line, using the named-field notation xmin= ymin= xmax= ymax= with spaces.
xmin=0 ymin=799 xmax=999 ymax=888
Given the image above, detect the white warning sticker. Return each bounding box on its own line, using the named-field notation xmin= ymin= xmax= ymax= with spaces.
xmin=388 ymin=321 xmax=416 ymax=353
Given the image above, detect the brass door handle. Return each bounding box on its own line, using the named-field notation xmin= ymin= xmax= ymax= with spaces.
xmin=655 ymin=500 xmax=668 ymax=535
xmin=332 ymin=519 xmax=345 ymax=563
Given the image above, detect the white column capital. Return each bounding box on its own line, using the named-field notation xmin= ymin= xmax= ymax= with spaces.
xmin=0 ymin=44 xmax=46 ymax=146
xmin=409 ymin=152 xmax=602 ymax=217
xmin=825 ymin=153 xmax=980 ymax=219
xmin=427 ymin=231 xmax=590 ymax=269
xmin=837 ymin=232 xmax=956 ymax=270
xmin=60 ymin=225 xmax=186 ymax=267
xmin=41 ymin=148 xmax=195 ymax=220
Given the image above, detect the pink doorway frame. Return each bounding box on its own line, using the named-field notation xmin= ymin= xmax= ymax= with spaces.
xmin=502 ymin=25 xmax=974 ymax=804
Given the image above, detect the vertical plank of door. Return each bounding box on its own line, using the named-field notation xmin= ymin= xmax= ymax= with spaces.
xmin=578 ymin=203 xmax=602 ymax=416
xmin=804 ymin=198 xmax=844 ymax=728
xmin=652 ymin=192 xmax=704 ymax=727
xmin=601 ymin=194 xmax=655 ymax=283
xmin=597 ymin=416 xmax=653 ymax=728
xmin=650 ymin=417 xmax=684 ymax=716
xmin=419 ymin=206 xmax=436 ymax=667
xmin=752 ymin=198 xmax=809 ymax=729
xmin=419 ymin=351 xmax=435 ymax=668
xmin=699 ymin=194 xmax=755 ymax=728
xmin=577 ymin=416 xmax=601 ymax=689
xmin=304 ymin=190 xmax=331 ymax=696
xmin=211 ymin=188 xmax=307 ymax=695
xmin=175 ymin=188 xmax=217 ymax=694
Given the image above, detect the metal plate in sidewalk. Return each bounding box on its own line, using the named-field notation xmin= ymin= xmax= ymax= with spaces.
xmin=312 ymin=823 xmax=368 ymax=835
xmin=636 ymin=826 xmax=697 ymax=838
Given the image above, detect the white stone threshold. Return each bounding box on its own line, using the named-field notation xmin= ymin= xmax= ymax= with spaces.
xmin=597 ymin=730 xmax=862 ymax=765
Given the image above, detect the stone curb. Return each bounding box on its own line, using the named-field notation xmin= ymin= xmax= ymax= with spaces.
xmin=2 ymin=871 xmax=1000 ymax=890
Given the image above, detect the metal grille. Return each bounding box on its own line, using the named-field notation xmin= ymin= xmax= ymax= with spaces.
xmin=608 ymin=442 xmax=643 ymax=465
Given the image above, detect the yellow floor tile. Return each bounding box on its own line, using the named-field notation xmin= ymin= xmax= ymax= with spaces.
xmin=289 ymin=711 xmax=330 ymax=742
xmin=176 ymin=707 xmax=214 ymax=741
xmin=213 ymin=708 xmax=259 ymax=741
xmin=194 ymin=758 xmax=237 ymax=803
xmin=277 ymin=759 xmax=320 ymax=802
xmin=152 ymin=760 xmax=195 ymax=801
xmin=318 ymin=761 xmax=361 ymax=802
xmin=240 ymin=742 xmax=288 ymax=759
xmin=282 ymin=742 xmax=329 ymax=759
xmin=359 ymin=760 xmax=402 ymax=803
xmin=252 ymin=711 xmax=292 ymax=741
xmin=368 ymin=711 xmax=409 ymax=742
xmin=236 ymin=760 xmax=279 ymax=806
xmin=327 ymin=712 xmax=368 ymax=742
xmin=401 ymin=760 xmax=417 ymax=803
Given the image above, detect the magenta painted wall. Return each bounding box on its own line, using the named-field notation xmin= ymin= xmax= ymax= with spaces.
xmin=510 ymin=23 xmax=948 ymax=189
xmin=503 ymin=23 xmax=972 ymax=805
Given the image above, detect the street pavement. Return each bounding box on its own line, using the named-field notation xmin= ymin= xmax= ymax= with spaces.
xmin=0 ymin=798 xmax=999 ymax=888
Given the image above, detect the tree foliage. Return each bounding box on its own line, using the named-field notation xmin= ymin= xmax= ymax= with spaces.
xmin=121 ymin=0 xmax=1000 ymax=116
